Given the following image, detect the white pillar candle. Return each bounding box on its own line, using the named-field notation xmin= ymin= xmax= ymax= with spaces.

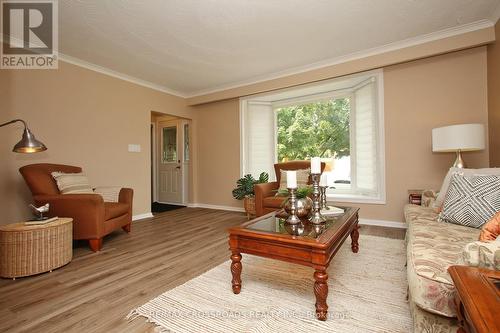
xmin=311 ymin=157 xmax=321 ymax=174
xmin=327 ymin=172 xmax=334 ymax=187
xmin=286 ymin=171 xmax=297 ymax=188
xmin=319 ymin=173 xmax=327 ymax=186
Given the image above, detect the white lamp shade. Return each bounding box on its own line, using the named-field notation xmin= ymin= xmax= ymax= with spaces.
xmin=432 ymin=123 xmax=485 ymax=152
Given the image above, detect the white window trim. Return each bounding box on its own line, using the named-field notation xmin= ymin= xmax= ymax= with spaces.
xmin=240 ymin=69 xmax=386 ymax=204
xmin=239 ymin=99 xmax=246 ymax=178
xmin=325 ymin=70 xmax=386 ymax=205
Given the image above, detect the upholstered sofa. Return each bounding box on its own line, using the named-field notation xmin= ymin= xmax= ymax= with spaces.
xmin=405 ymin=204 xmax=480 ymax=333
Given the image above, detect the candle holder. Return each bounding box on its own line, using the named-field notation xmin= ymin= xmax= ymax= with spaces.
xmin=320 ymin=186 xmax=328 ymax=210
xmin=309 ymin=174 xmax=326 ymax=224
xmin=285 ymin=187 xmax=301 ymax=225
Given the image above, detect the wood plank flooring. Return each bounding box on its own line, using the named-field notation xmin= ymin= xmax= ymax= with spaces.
xmin=0 ymin=208 xmax=404 ymax=333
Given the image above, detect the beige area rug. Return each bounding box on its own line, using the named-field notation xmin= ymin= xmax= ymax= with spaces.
xmin=128 ymin=235 xmax=412 ymax=332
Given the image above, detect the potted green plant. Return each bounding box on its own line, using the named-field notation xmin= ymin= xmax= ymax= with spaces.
xmin=232 ymin=172 xmax=269 ymax=218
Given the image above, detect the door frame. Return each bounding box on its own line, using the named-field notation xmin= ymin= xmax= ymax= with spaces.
xmin=151 ymin=122 xmax=158 ymax=203
xmin=152 ymin=117 xmax=190 ymax=205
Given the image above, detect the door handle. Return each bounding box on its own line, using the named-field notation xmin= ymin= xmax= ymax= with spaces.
xmin=176 ymin=166 xmax=181 ymax=169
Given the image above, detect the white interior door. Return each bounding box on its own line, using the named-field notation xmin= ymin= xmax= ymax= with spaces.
xmin=158 ymin=120 xmax=183 ymax=204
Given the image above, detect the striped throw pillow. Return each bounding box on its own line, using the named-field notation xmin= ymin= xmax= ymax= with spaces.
xmin=93 ymin=187 xmax=121 ymax=202
xmin=278 ymin=168 xmax=310 ymax=191
xmin=51 ymin=172 xmax=94 ymax=194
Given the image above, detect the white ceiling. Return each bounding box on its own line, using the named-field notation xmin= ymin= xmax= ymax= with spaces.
xmin=59 ymin=0 xmax=500 ymax=97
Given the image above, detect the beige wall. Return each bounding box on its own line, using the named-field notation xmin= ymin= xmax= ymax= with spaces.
xmin=488 ymin=20 xmax=500 ymax=167
xmin=191 ymin=99 xmax=241 ymax=208
xmin=192 ymin=47 xmax=489 ymax=221
xmin=0 ymin=38 xmax=493 ymax=225
xmin=0 ymin=61 xmax=191 ymax=224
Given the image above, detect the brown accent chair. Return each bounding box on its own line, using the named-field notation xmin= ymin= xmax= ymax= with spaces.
xmin=19 ymin=163 xmax=133 ymax=252
xmin=254 ymin=160 xmax=326 ymax=217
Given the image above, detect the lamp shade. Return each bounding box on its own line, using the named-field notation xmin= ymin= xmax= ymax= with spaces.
xmin=432 ymin=124 xmax=485 ymax=152
xmin=0 ymin=119 xmax=47 ymax=153
xmin=13 ymin=127 xmax=47 ymax=153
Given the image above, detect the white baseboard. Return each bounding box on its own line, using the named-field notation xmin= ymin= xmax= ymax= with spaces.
xmin=187 ymin=203 xmax=245 ymax=212
xmin=132 ymin=212 xmax=154 ymax=221
xmin=156 ymin=201 xmax=185 ymax=206
xmin=359 ymin=218 xmax=407 ymax=229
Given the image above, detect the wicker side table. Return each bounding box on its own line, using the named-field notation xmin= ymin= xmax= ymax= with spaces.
xmin=0 ymin=218 xmax=73 ymax=279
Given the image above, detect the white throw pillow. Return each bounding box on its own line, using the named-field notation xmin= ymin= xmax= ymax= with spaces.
xmin=433 ymin=167 xmax=500 ymax=211
xmin=51 ymin=172 xmax=94 ymax=194
xmin=94 ymin=186 xmax=121 ymax=202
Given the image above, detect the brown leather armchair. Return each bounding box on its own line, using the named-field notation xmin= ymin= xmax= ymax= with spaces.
xmin=254 ymin=160 xmax=325 ymax=217
xmin=19 ymin=163 xmax=133 ymax=252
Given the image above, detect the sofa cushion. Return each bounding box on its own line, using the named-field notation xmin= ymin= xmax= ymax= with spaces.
xmin=458 ymin=239 xmax=500 ymax=270
xmin=104 ymin=202 xmax=129 ymax=220
xmin=405 ymin=204 xmax=480 ymax=317
xmin=262 ymin=196 xmax=286 ymax=209
xmin=439 ymin=174 xmax=500 ymax=228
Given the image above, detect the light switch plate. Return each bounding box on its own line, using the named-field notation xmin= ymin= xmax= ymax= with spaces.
xmin=128 ymin=144 xmax=141 ymax=152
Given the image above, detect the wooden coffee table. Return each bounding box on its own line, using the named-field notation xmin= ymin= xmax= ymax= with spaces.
xmin=228 ymin=207 xmax=359 ymax=321
xmin=448 ymin=265 xmax=500 ymax=333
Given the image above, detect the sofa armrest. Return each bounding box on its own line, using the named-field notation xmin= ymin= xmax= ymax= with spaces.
xmin=33 ymin=194 xmax=105 ymax=239
xmin=254 ymin=182 xmax=278 ymax=217
xmin=119 ymin=188 xmax=133 ymax=205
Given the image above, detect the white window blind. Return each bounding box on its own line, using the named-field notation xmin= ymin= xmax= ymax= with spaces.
xmin=353 ymin=81 xmax=378 ymax=196
xmin=242 ymin=101 xmax=275 ymax=179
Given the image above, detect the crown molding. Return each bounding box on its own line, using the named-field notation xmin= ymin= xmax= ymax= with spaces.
xmin=492 ymin=3 xmax=500 ymax=24
xmin=58 ymin=53 xmax=187 ymax=98
xmin=2 ymin=18 xmax=496 ymax=100
xmin=0 ymin=33 xmax=188 ymax=97
xmin=185 ymin=19 xmax=495 ymax=98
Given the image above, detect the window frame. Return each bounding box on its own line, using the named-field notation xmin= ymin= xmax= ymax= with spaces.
xmin=240 ymin=69 xmax=386 ymax=205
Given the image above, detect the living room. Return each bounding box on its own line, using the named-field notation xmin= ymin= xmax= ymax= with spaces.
xmin=1 ymin=1 xmax=499 ymax=332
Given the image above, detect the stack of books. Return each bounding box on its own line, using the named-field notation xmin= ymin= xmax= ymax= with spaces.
xmin=321 ymin=206 xmax=344 ymax=216
xmin=25 ymin=217 xmax=59 ymax=225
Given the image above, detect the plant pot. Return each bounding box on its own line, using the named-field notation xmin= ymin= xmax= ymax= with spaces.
xmin=284 ymin=197 xmax=313 ymax=219
xmin=243 ymin=196 xmax=256 ymax=219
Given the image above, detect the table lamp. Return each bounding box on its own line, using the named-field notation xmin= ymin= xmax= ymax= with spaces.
xmin=432 ymin=123 xmax=485 ymax=168
xmin=0 ymin=119 xmax=47 ymax=153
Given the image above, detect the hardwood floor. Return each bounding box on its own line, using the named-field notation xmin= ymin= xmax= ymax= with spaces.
xmin=0 ymin=208 xmax=404 ymax=333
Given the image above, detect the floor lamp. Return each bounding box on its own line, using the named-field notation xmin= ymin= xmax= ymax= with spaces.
xmin=432 ymin=123 xmax=485 ymax=168
xmin=0 ymin=119 xmax=47 ymax=153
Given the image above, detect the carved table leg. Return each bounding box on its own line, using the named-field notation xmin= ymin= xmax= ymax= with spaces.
xmin=351 ymin=223 xmax=360 ymax=253
xmin=314 ymin=270 xmax=329 ymax=321
xmin=230 ymin=252 xmax=242 ymax=294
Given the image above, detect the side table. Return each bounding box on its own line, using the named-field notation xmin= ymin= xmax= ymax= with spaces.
xmin=0 ymin=218 xmax=73 ymax=279
xmin=448 ymin=265 xmax=500 ymax=333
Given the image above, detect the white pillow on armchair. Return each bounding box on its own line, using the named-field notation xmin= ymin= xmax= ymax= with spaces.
xmin=93 ymin=187 xmax=121 ymax=203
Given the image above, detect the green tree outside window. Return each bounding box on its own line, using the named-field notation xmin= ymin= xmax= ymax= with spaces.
xmin=276 ymin=98 xmax=350 ymax=162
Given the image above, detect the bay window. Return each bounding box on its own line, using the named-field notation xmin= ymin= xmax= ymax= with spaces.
xmin=240 ymin=70 xmax=385 ymax=204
